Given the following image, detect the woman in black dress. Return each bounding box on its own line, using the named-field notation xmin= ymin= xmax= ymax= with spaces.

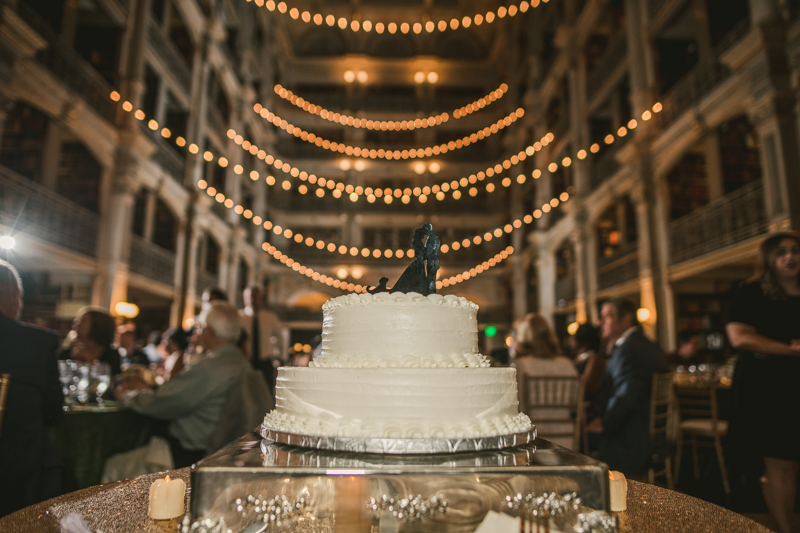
xmin=726 ymin=233 xmax=800 ymax=533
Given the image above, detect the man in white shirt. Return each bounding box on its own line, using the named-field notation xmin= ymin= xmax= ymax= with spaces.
xmin=239 ymin=284 xmax=286 ymax=392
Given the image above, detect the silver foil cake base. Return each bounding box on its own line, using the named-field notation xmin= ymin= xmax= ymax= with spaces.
xmin=191 ymin=431 xmax=611 ymax=532
xmin=260 ymin=424 xmax=538 ymax=455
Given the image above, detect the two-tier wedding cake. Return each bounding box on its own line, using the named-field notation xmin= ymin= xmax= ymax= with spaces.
xmin=262 ymin=291 xmax=532 ymax=439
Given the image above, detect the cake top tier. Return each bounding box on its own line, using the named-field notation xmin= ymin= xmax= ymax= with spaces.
xmin=311 ymin=291 xmax=489 ymax=369
xmin=323 ymin=292 xmax=479 ymax=311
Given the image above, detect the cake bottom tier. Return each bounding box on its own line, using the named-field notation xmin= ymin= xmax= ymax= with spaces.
xmin=263 ymin=367 xmax=533 ymax=439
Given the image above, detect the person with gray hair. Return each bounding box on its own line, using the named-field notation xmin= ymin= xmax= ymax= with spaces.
xmin=0 ymin=260 xmax=64 ymax=516
xmin=119 ymin=301 xmax=250 ymax=467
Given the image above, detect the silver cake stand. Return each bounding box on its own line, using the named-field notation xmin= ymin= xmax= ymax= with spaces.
xmin=260 ymin=424 xmax=537 ymax=454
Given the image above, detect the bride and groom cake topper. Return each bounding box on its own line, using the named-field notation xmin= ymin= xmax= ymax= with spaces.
xmin=369 ymin=223 xmax=440 ymax=295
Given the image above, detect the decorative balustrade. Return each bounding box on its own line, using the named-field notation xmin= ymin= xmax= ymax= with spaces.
xmin=129 ymin=235 xmax=177 ymax=286
xmin=17 ymin=2 xmax=116 ymax=121
xmin=589 ymin=147 xmax=622 ymax=190
xmin=657 ymin=20 xmax=748 ymax=129
xmin=586 ymin=33 xmax=628 ymax=100
xmin=196 ymin=270 xmax=219 ymax=294
xmin=0 ymin=166 xmax=99 ymax=257
xmin=147 ymin=20 xmax=193 ymax=94
xmin=668 ymin=180 xmax=767 ymax=265
xmin=597 ymin=241 xmax=639 ymax=291
xmin=153 ymin=139 xmax=186 ymax=181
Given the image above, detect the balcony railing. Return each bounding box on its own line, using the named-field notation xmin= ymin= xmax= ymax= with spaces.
xmin=597 ymin=241 xmax=639 ymax=290
xmin=586 ymin=33 xmax=628 ymax=100
xmin=0 ymin=166 xmax=99 ymax=257
xmin=668 ymin=180 xmax=767 ymax=265
xmin=147 ymin=20 xmax=193 ymax=94
xmin=590 ymin=146 xmax=622 ymax=190
xmin=658 ymin=20 xmax=749 ymax=130
xmin=129 ymin=235 xmax=177 ymax=286
xmin=196 ymin=269 xmax=219 ymax=294
xmin=17 ymin=3 xmax=116 ymax=121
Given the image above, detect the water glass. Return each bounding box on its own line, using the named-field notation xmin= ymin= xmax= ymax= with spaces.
xmin=74 ymin=363 xmax=91 ymax=404
xmin=90 ymin=362 xmax=112 ymax=403
xmin=57 ymin=360 xmax=75 ymax=400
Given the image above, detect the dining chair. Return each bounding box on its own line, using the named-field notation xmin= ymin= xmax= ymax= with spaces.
xmin=674 ymin=382 xmax=730 ymax=496
xmin=648 ymin=373 xmax=675 ymax=489
xmin=520 ymin=375 xmax=583 ymax=450
xmin=0 ymin=373 xmax=11 ymax=439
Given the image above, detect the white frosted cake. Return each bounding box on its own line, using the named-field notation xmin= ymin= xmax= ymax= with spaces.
xmin=262 ymin=292 xmax=532 ymax=439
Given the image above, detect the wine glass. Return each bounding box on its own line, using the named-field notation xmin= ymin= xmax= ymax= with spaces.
xmin=91 ymin=362 xmax=112 ymax=404
xmin=57 ymin=360 xmax=74 ymax=401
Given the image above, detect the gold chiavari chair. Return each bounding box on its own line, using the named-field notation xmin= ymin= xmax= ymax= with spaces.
xmin=0 ymin=373 xmax=11 ymax=439
xmin=520 ymin=375 xmax=583 ymax=450
xmin=674 ymin=382 xmax=730 ymax=496
xmin=648 ymin=373 xmax=675 ymax=489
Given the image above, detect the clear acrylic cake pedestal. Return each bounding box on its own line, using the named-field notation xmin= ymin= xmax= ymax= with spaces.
xmin=191 ymin=430 xmax=611 ymax=532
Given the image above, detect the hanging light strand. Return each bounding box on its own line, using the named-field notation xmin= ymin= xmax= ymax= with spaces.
xmin=252 ymin=104 xmax=525 ymax=159
xmin=272 ymin=83 xmax=509 ymax=130
xmin=196 ymin=177 xmax=568 ymax=258
xmin=263 ymin=241 xmax=515 ymax=293
xmin=250 ymin=0 xmax=544 ymax=33
xmin=227 ymin=126 xmax=552 ymax=203
xmin=108 ymin=91 xmax=663 ymax=206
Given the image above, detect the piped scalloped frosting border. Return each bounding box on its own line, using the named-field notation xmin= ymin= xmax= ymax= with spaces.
xmin=309 ymin=351 xmax=491 ymax=368
xmin=263 ymin=410 xmax=532 ymax=439
xmin=323 ymin=292 xmax=479 ymax=311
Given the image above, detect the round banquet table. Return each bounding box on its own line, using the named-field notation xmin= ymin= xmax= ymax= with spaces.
xmin=0 ymin=469 xmax=771 ymax=533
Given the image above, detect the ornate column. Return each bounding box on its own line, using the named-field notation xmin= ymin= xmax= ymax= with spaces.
xmin=142 ymin=188 xmax=156 ymax=241
xmin=169 ymin=217 xmax=188 ymax=326
xmin=181 ymin=225 xmax=203 ymax=324
xmin=723 ymin=3 xmax=800 ymax=229
xmin=571 ymin=211 xmax=590 ymax=324
xmin=534 ymin=231 xmax=556 ymax=325
xmin=92 ymin=158 xmax=138 ymax=310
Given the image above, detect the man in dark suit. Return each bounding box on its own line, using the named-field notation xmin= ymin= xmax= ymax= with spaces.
xmin=0 ymin=260 xmax=64 ymax=517
xmin=591 ymin=298 xmax=667 ymax=476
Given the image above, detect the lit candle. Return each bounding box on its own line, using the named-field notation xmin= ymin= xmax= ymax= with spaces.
xmin=149 ymin=474 xmax=186 ymax=520
xmin=609 ymin=470 xmax=627 ymax=512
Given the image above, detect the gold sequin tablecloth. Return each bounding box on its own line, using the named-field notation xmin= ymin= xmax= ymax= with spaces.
xmin=0 ymin=472 xmax=772 ymax=533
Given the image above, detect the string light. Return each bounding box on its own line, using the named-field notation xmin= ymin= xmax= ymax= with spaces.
xmin=252 ymin=103 xmax=525 ymax=159
xmin=262 ymin=241 xmax=516 ymax=293
xmin=253 ymin=0 xmax=540 ymax=33
xmin=108 ymin=90 xmax=663 ymax=209
xmin=272 ymin=83 xmax=509 ymax=130
xmin=227 ymin=126 xmax=551 ymax=202
xmin=196 ymin=177 xmax=569 ymax=258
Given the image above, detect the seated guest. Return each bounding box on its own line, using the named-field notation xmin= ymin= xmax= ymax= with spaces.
xmin=666 ymin=330 xmax=704 ymax=370
xmin=591 ymin=299 xmax=667 ymax=476
xmin=571 ymin=323 xmax=606 ymax=400
xmin=160 ymin=328 xmax=189 ymax=379
xmin=201 ymin=286 xmax=228 ymax=307
xmin=118 ymin=302 xmax=250 ymax=467
xmin=239 ymin=284 xmax=286 ymax=393
xmin=116 ymin=324 xmax=149 ymax=366
xmin=142 ymin=330 xmax=163 ymax=364
xmin=512 ymin=313 xmax=578 ymax=448
xmin=0 ymin=260 xmax=64 ymax=517
xmin=60 ymin=308 xmax=122 ymax=376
